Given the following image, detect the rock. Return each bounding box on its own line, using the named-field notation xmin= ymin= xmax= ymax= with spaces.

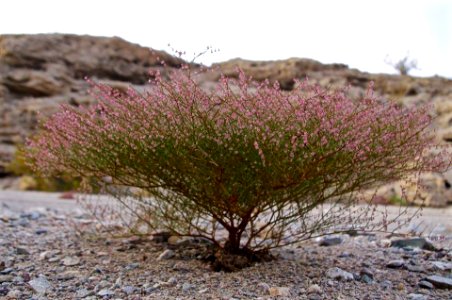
xmin=6 ymin=289 xmax=21 ymax=298
xmin=39 ymin=250 xmax=61 ymax=260
xmin=268 ymin=286 xmax=291 ymax=297
xmin=361 ymin=274 xmax=373 ymax=284
xmin=257 ymin=282 xmax=270 ymax=293
xmin=76 ymin=288 xmax=93 ymax=298
xmin=61 ymin=256 xmax=80 ymax=266
xmin=359 ymin=268 xmax=374 ymax=279
xmin=97 ymin=288 xmax=115 ymax=297
xmin=0 ymin=286 xmax=9 ymax=296
xmin=114 ymin=277 xmax=122 ymax=287
xmin=124 ymin=262 xmax=140 ymax=270
xmin=181 ymin=282 xmax=194 ymax=292
xmin=418 ymin=280 xmax=434 ymax=289
xmin=21 ymin=211 xmax=41 ymax=220
xmin=29 ymin=275 xmax=52 ymax=294
xmin=407 ymin=293 xmax=428 ymax=300
xmin=0 ymin=34 xmax=185 ymax=173
xmin=430 ymin=261 xmax=452 ymax=271
xmin=122 ymin=285 xmax=136 ymax=295
xmin=390 ymin=238 xmax=437 ymax=251
xmin=15 ymin=247 xmax=29 ymax=255
xmin=56 ymin=270 xmax=80 ymax=281
xmin=338 ymin=251 xmax=352 ymax=258
xmin=95 ymin=280 xmax=111 ymax=291
xmin=0 ymin=274 xmax=14 ymax=283
xmin=167 ymin=276 xmax=178 ymax=285
xmin=319 ymin=236 xmax=343 ymax=247
xmin=308 ymin=294 xmax=323 ymax=300
xmin=387 ymin=260 xmax=405 ymax=268
xmin=326 ymin=267 xmax=354 ymax=281
xmin=35 ymin=228 xmax=48 ymax=235
xmin=405 ymin=265 xmax=425 ymax=273
xmin=157 ymin=249 xmax=175 ymax=261
xmin=425 ymin=275 xmax=452 ymax=289
xmin=215 ymin=58 xmax=347 ymax=90
xmin=307 ymin=284 xmax=322 ymax=294
xmin=0 ymin=267 xmax=13 ymax=274
xmin=381 ymin=280 xmax=393 ymax=290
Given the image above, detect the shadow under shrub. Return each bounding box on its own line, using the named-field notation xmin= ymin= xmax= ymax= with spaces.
xmin=26 ymin=68 xmax=450 ymax=270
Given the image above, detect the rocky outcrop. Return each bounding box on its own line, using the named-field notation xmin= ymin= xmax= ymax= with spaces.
xmin=0 ymin=34 xmax=451 ymax=205
xmin=214 ymin=58 xmax=452 ymax=142
xmin=0 ymin=34 xmax=185 ymax=174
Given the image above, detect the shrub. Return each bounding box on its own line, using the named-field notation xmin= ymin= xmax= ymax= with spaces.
xmin=386 ymin=55 xmax=418 ymax=76
xmin=26 ymin=68 xmax=449 ymax=269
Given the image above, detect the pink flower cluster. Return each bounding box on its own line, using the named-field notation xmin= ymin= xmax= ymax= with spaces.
xmin=27 ymin=68 xmax=444 ymax=189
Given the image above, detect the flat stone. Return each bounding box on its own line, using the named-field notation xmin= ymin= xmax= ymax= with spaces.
xmin=418 ymin=280 xmax=434 ymax=289
xmin=0 ymin=274 xmax=14 ymax=283
xmin=406 ymin=265 xmax=425 ymax=273
xmin=361 ymin=274 xmax=373 ymax=284
xmin=387 ymin=260 xmax=405 ymax=268
xmin=124 ymin=262 xmax=140 ymax=270
xmin=307 ymin=284 xmax=322 ymax=294
xmin=29 ymin=275 xmax=52 ymax=294
xmin=257 ymin=282 xmax=270 ymax=293
xmin=157 ymin=249 xmax=175 ymax=261
xmin=425 ymin=275 xmax=452 ymax=289
xmin=181 ymin=282 xmax=194 ymax=292
xmin=0 ymin=267 xmax=13 ymax=275
xmin=122 ymin=285 xmax=136 ymax=295
xmin=22 ymin=211 xmax=42 ymax=220
xmin=62 ymin=256 xmax=80 ymax=266
xmin=167 ymin=276 xmax=178 ymax=285
xmin=407 ymin=293 xmax=428 ymax=300
xmin=6 ymin=289 xmax=21 ymax=298
xmin=359 ymin=267 xmax=374 ymax=279
xmin=35 ymin=228 xmax=48 ymax=235
xmin=15 ymin=247 xmax=30 ymax=255
xmin=326 ymin=267 xmax=354 ymax=281
xmin=56 ymin=270 xmax=80 ymax=280
xmin=431 ymin=261 xmax=452 ymax=271
xmin=76 ymin=288 xmax=93 ymax=298
xmin=390 ymin=238 xmax=436 ymax=251
xmin=97 ymin=288 xmax=115 ymax=297
xmin=0 ymin=286 xmax=9 ymax=296
xmin=319 ymin=236 xmax=343 ymax=247
xmin=39 ymin=250 xmax=61 ymax=261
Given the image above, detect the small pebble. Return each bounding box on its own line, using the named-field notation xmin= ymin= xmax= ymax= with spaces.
xmin=387 ymin=260 xmax=404 ymax=268
xmin=157 ymin=249 xmax=175 ymax=261
xmin=418 ymin=280 xmax=434 ymax=289
xmin=307 ymin=284 xmax=322 ymax=294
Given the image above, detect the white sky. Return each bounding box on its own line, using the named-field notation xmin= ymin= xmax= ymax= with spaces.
xmin=1 ymin=0 xmax=451 ymax=78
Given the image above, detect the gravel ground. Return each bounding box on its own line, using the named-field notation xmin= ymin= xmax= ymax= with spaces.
xmin=0 ymin=191 xmax=451 ymax=300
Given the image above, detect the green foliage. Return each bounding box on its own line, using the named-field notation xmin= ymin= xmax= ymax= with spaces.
xmin=388 ymin=194 xmax=408 ymax=206
xmin=26 ymin=68 xmax=449 ymax=270
xmin=7 ymin=146 xmax=80 ymax=191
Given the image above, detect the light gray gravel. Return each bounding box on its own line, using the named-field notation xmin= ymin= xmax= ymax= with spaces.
xmin=0 ymin=191 xmax=451 ymax=299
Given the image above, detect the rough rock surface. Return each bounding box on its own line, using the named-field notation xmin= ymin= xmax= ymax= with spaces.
xmin=1 ymin=34 xmax=451 ymax=206
xmin=0 ymin=34 xmax=185 ymax=174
